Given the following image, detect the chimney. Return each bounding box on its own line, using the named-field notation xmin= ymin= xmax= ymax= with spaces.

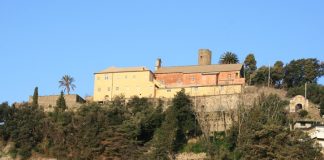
xmin=198 ymin=49 xmax=212 ymax=65
xmin=155 ymin=58 xmax=162 ymax=70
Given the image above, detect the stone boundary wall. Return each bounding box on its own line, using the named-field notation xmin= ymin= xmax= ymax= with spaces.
xmin=29 ymin=94 xmax=85 ymax=112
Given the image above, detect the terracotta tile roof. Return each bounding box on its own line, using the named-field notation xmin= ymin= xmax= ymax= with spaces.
xmin=96 ymin=66 xmax=149 ymax=74
xmin=155 ymin=64 xmax=243 ymax=74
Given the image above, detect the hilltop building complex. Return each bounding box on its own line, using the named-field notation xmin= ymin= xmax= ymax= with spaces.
xmin=93 ymin=49 xmax=245 ymax=102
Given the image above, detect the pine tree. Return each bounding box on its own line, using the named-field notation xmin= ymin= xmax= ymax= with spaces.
xmin=271 ymin=61 xmax=284 ymax=88
xmin=251 ymin=66 xmax=268 ymax=86
xmin=244 ymin=54 xmax=257 ymax=85
xmin=283 ymin=58 xmax=322 ymax=88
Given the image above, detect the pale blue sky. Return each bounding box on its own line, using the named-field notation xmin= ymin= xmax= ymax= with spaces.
xmin=0 ymin=0 xmax=323 ymax=103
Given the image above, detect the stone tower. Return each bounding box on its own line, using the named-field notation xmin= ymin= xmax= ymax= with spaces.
xmin=155 ymin=58 xmax=162 ymax=70
xmin=198 ymin=49 xmax=212 ymax=65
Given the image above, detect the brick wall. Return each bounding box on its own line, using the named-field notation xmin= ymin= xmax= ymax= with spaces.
xmin=155 ymin=71 xmax=244 ymax=88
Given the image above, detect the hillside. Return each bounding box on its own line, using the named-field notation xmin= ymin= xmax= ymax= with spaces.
xmin=0 ymin=86 xmax=323 ymax=160
xmin=244 ymin=86 xmax=321 ymax=120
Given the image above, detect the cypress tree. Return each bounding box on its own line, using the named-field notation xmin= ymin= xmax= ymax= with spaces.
xmin=32 ymin=87 xmax=39 ymax=108
xmin=56 ymin=91 xmax=67 ymax=112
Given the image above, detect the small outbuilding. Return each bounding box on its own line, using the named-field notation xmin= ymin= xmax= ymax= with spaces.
xmin=289 ymin=95 xmax=309 ymax=113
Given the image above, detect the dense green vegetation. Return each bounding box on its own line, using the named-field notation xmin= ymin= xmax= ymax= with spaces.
xmin=245 ymin=56 xmax=323 ymax=117
xmin=236 ymin=94 xmax=321 ymax=160
xmin=1 ymin=90 xmax=322 ymax=159
xmin=0 ymin=90 xmax=198 ymax=159
xmin=178 ymin=94 xmax=322 ymax=160
xmin=148 ymin=90 xmax=200 ymax=159
xmin=248 ymin=57 xmax=323 ymax=88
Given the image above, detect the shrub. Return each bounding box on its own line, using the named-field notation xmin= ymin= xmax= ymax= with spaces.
xmin=298 ymin=110 xmax=308 ymax=118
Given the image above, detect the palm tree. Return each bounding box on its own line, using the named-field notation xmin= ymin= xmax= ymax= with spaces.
xmin=219 ymin=52 xmax=239 ymax=64
xmin=59 ymin=75 xmax=76 ymax=95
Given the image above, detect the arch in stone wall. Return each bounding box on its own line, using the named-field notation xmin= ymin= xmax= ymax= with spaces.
xmin=289 ymin=95 xmax=309 ymax=113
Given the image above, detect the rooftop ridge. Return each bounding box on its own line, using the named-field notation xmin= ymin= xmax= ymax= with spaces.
xmin=159 ymin=63 xmax=243 ymax=69
xmin=155 ymin=63 xmax=243 ymax=74
xmin=96 ymin=66 xmax=150 ymax=74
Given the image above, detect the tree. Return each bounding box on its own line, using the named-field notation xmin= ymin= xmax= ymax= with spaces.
xmin=32 ymin=87 xmax=39 ymax=108
xmin=244 ymin=54 xmax=257 ymax=85
xmin=251 ymin=66 xmax=268 ymax=86
xmin=172 ymin=90 xmax=199 ymax=139
xmin=284 ymin=58 xmax=322 ymax=88
xmin=150 ymin=90 xmax=200 ymax=159
xmin=59 ymin=75 xmax=76 ymax=95
xmin=271 ymin=61 xmax=284 ymax=88
xmin=149 ymin=108 xmax=179 ymax=159
xmin=1 ymin=104 xmax=45 ymax=159
xmin=56 ymin=91 xmax=67 ymax=112
xmin=220 ymin=52 xmax=239 ymax=64
xmin=137 ymin=103 xmax=165 ymax=143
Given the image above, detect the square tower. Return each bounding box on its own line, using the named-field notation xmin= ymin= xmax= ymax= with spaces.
xmin=198 ymin=49 xmax=212 ymax=65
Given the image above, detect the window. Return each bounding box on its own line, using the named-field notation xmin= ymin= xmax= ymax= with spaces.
xmin=301 ymin=122 xmax=306 ymax=127
xmin=105 ymin=74 xmax=109 ymax=80
xmin=107 ymin=87 xmax=110 ymax=91
xmin=236 ymin=73 xmax=239 ymax=78
xmin=167 ymin=89 xmax=171 ymax=92
xmin=116 ymin=87 xmax=119 ymax=91
xmin=98 ymin=88 xmax=101 ymax=92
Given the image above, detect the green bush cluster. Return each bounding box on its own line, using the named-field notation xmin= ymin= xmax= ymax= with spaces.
xmin=0 ymin=90 xmax=199 ymax=160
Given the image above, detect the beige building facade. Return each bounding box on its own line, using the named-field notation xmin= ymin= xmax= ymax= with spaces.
xmin=93 ymin=49 xmax=245 ymax=102
xmin=93 ymin=67 xmax=156 ymax=101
